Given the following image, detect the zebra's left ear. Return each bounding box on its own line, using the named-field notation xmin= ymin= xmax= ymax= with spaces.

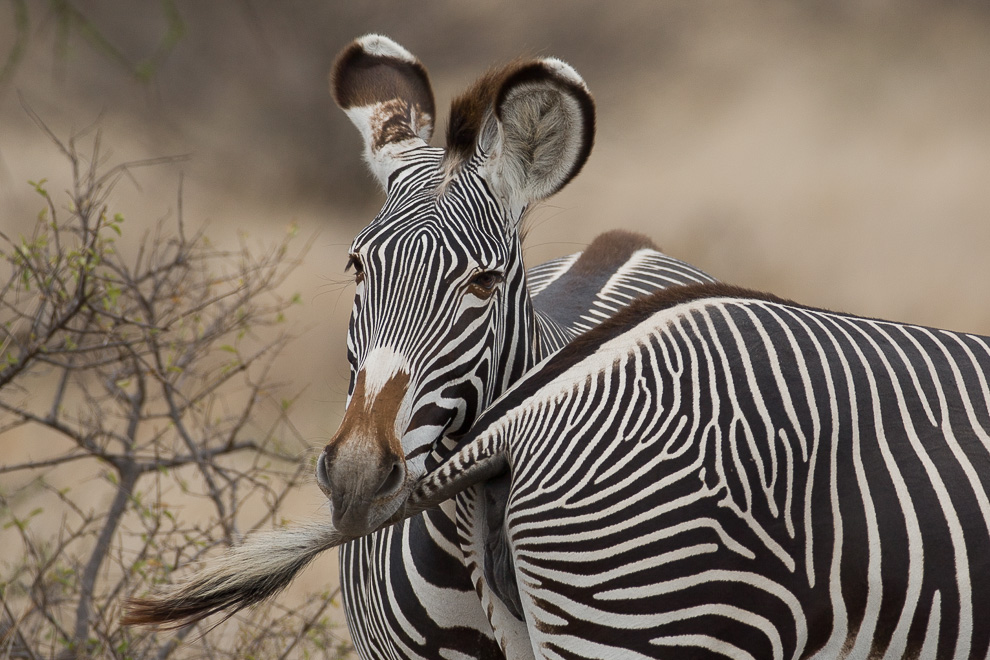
xmin=332 ymin=35 xmax=435 ymax=188
xmin=447 ymin=59 xmax=595 ymax=216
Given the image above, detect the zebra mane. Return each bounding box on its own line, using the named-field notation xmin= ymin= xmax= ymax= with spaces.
xmin=579 ymin=282 xmax=797 ymax=346
xmin=465 ymin=282 xmax=796 ymax=431
xmin=528 ymin=230 xmax=658 ymax=327
xmin=566 ymin=230 xmax=657 ymax=277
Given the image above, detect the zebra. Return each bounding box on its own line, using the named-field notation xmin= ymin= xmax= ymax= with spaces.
xmin=324 ymin=34 xmax=713 ymax=659
xmin=119 ymin=34 xmax=713 ymax=658
xmin=126 ymin=281 xmax=990 ymax=658
xmin=122 ymin=33 xmax=990 ymax=660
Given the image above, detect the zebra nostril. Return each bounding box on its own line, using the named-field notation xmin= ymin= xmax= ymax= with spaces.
xmin=316 ymin=451 xmax=331 ymax=492
xmin=375 ymin=460 xmax=405 ymax=498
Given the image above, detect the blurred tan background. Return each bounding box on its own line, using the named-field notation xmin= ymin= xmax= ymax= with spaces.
xmin=4 ymin=2 xmax=990 ymax=326
xmin=2 ymin=0 xmax=990 ymax=648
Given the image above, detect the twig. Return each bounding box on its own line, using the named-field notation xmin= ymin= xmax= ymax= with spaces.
xmin=71 ymin=465 xmax=140 ymax=649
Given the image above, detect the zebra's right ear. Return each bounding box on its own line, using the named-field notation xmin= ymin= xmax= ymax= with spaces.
xmin=447 ymin=58 xmax=595 ymax=218
xmin=331 ymin=35 xmax=436 ymax=188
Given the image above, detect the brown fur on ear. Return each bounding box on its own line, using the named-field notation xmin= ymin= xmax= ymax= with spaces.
xmin=330 ymin=35 xmax=436 ymax=187
xmin=444 ymin=57 xmax=596 ymax=208
xmin=445 ymin=60 xmax=530 ymax=169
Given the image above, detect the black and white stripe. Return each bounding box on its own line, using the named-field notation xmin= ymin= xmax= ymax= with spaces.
xmin=417 ymin=283 xmax=990 ymax=659
xmin=125 ymin=280 xmax=990 ymax=658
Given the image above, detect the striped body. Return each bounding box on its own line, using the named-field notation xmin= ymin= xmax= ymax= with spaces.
xmin=429 ymin=285 xmax=990 ymax=659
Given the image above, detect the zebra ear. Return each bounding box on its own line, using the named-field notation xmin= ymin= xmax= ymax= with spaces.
xmin=331 ymin=35 xmax=436 ymax=188
xmin=447 ymin=58 xmax=595 ymax=216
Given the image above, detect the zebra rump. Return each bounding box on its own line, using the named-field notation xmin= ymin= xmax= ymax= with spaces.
xmin=439 ymin=281 xmax=990 ymax=659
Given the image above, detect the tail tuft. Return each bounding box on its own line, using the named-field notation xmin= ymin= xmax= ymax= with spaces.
xmin=122 ymin=522 xmax=341 ymax=628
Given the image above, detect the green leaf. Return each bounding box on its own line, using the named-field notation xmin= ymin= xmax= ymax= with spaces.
xmin=28 ymin=179 xmax=48 ymax=196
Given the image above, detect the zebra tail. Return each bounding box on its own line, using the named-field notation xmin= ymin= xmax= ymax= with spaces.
xmin=403 ymin=427 xmax=510 ymax=517
xmin=124 ymin=430 xmax=507 ymax=628
xmin=121 ymin=522 xmax=343 ymax=628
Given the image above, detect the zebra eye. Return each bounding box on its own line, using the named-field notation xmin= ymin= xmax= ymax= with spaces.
xmin=346 ymin=254 xmax=365 ymax=283
xmin=468 ymin=270 xmax=502 ymax=295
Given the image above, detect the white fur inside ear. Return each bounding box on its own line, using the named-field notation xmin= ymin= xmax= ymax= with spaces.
xmin=356 ymin=34 xmax=417 ymax=63
xmin=344 ymin=103 xmax=431 ymax=189
xmin=480 ymin=78 xmax=590 ymax=217
xmin=335 ymin=34 xmax=434 ymax=189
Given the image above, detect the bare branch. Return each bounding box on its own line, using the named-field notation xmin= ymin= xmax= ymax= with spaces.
xmin=72 ymin=466 xmax=139 ymax=649
xmin=0 ymin=121 xmax=347 ymax=657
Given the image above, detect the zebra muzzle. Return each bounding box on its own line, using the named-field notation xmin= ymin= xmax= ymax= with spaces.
xmin=317 ymin=445 xmax=406 ymax=536
xmin=318 ymin=369 xmax=412 ymax=535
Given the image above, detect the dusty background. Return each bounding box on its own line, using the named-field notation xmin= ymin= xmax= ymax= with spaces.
xmin=2 ymin=0 xmax=990 ymax=650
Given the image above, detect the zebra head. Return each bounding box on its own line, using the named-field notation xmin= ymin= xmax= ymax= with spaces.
xmin=316 ymin=35 xmax=595 ymax=536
